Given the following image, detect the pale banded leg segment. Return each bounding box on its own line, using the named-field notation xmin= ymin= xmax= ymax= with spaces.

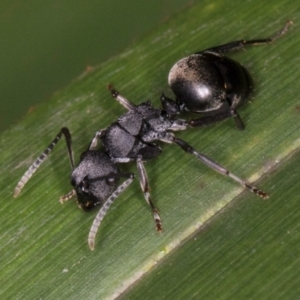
xmin=14 ymin=127 xmax=75 ymax=198
xmin=88 ymin=174 xmax=135 ymax=250
xmin=59 ymin=189 xmax=76 ymax=203
xmin=137 ymin=156 xmax=162 ymax=232
xmin=107 ymin=85 xmax=137 ymax=111
xmin=171 ymin=137 xmax=269 ymax=199
xmin=89 ymin=129 xmax=106 ymax=150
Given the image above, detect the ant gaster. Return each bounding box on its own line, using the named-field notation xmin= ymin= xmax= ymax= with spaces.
xmin=161 ymin=21 xmax=292 ymax=129
xmin=14 ymin=22 xmax=292 ymax=250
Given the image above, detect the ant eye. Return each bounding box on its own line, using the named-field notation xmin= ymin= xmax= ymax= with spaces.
xmin=80 ymin=178 xmax=90 ymax=192
xmin=161 ymin=110 xmax=168 ymax=117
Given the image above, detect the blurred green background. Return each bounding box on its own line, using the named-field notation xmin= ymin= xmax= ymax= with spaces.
xmin=0 ymin=0 xmax=191 ymax=133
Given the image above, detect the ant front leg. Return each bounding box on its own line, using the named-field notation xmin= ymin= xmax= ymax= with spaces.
xmin=59 ymin=190 xmax=77 ymax=203
xmin=88 ymin=173 xmax=135 ymax=250
xmin=163 ymin=134 xmax=268 ymax=199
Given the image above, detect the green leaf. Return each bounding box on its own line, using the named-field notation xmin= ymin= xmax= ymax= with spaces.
xmin=122 ymin=150 xmax=300 ymax=299
xmin=0 ymin=0 xmax=189 ymax=132
xmin=1 ymin=1 xmax=299 ymax=299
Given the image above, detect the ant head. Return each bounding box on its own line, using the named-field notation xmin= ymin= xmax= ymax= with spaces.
xmin=71 ymin=150 xmax=120 ymax=210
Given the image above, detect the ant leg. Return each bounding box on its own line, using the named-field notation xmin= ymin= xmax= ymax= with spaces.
xmin=136 ymin=156 xmax=163 ymax=232
xmin=199 ymin=21 xmax=292 ymax=54
xmin=167 ymin=135 xmax=268 ymax=199
xmin=189 ymin=97 xmax=245 ymax=130
xmin=59 ymin=189 xmax=76 ymax=203
xmin=14 ymin=127 xmax=75 ymax=198
xmin=89 ymin=129 xmax=106 ymax=150
xmin=88 ymin=173 xmax=135 ymax=250
xmin=231 ymin=104 xmax=245 ymax=130
xmin=189 ymin=110 xmax=244 ymax=129
xmin=107 ymin=85 xmax=137 ymax=111
xmin=160 ymin=93 xmax=181 ymax=115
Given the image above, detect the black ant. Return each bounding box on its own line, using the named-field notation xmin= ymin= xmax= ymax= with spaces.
xmin=14 ymin=22 xmax=292 ymax=250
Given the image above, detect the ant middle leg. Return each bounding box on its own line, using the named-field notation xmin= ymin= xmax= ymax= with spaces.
xmin=136 ymin=156 xmax=162 ymax=232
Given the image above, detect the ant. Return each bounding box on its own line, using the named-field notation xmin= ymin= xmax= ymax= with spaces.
xmin=14 ymin=22 xmax=292 ymax=250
